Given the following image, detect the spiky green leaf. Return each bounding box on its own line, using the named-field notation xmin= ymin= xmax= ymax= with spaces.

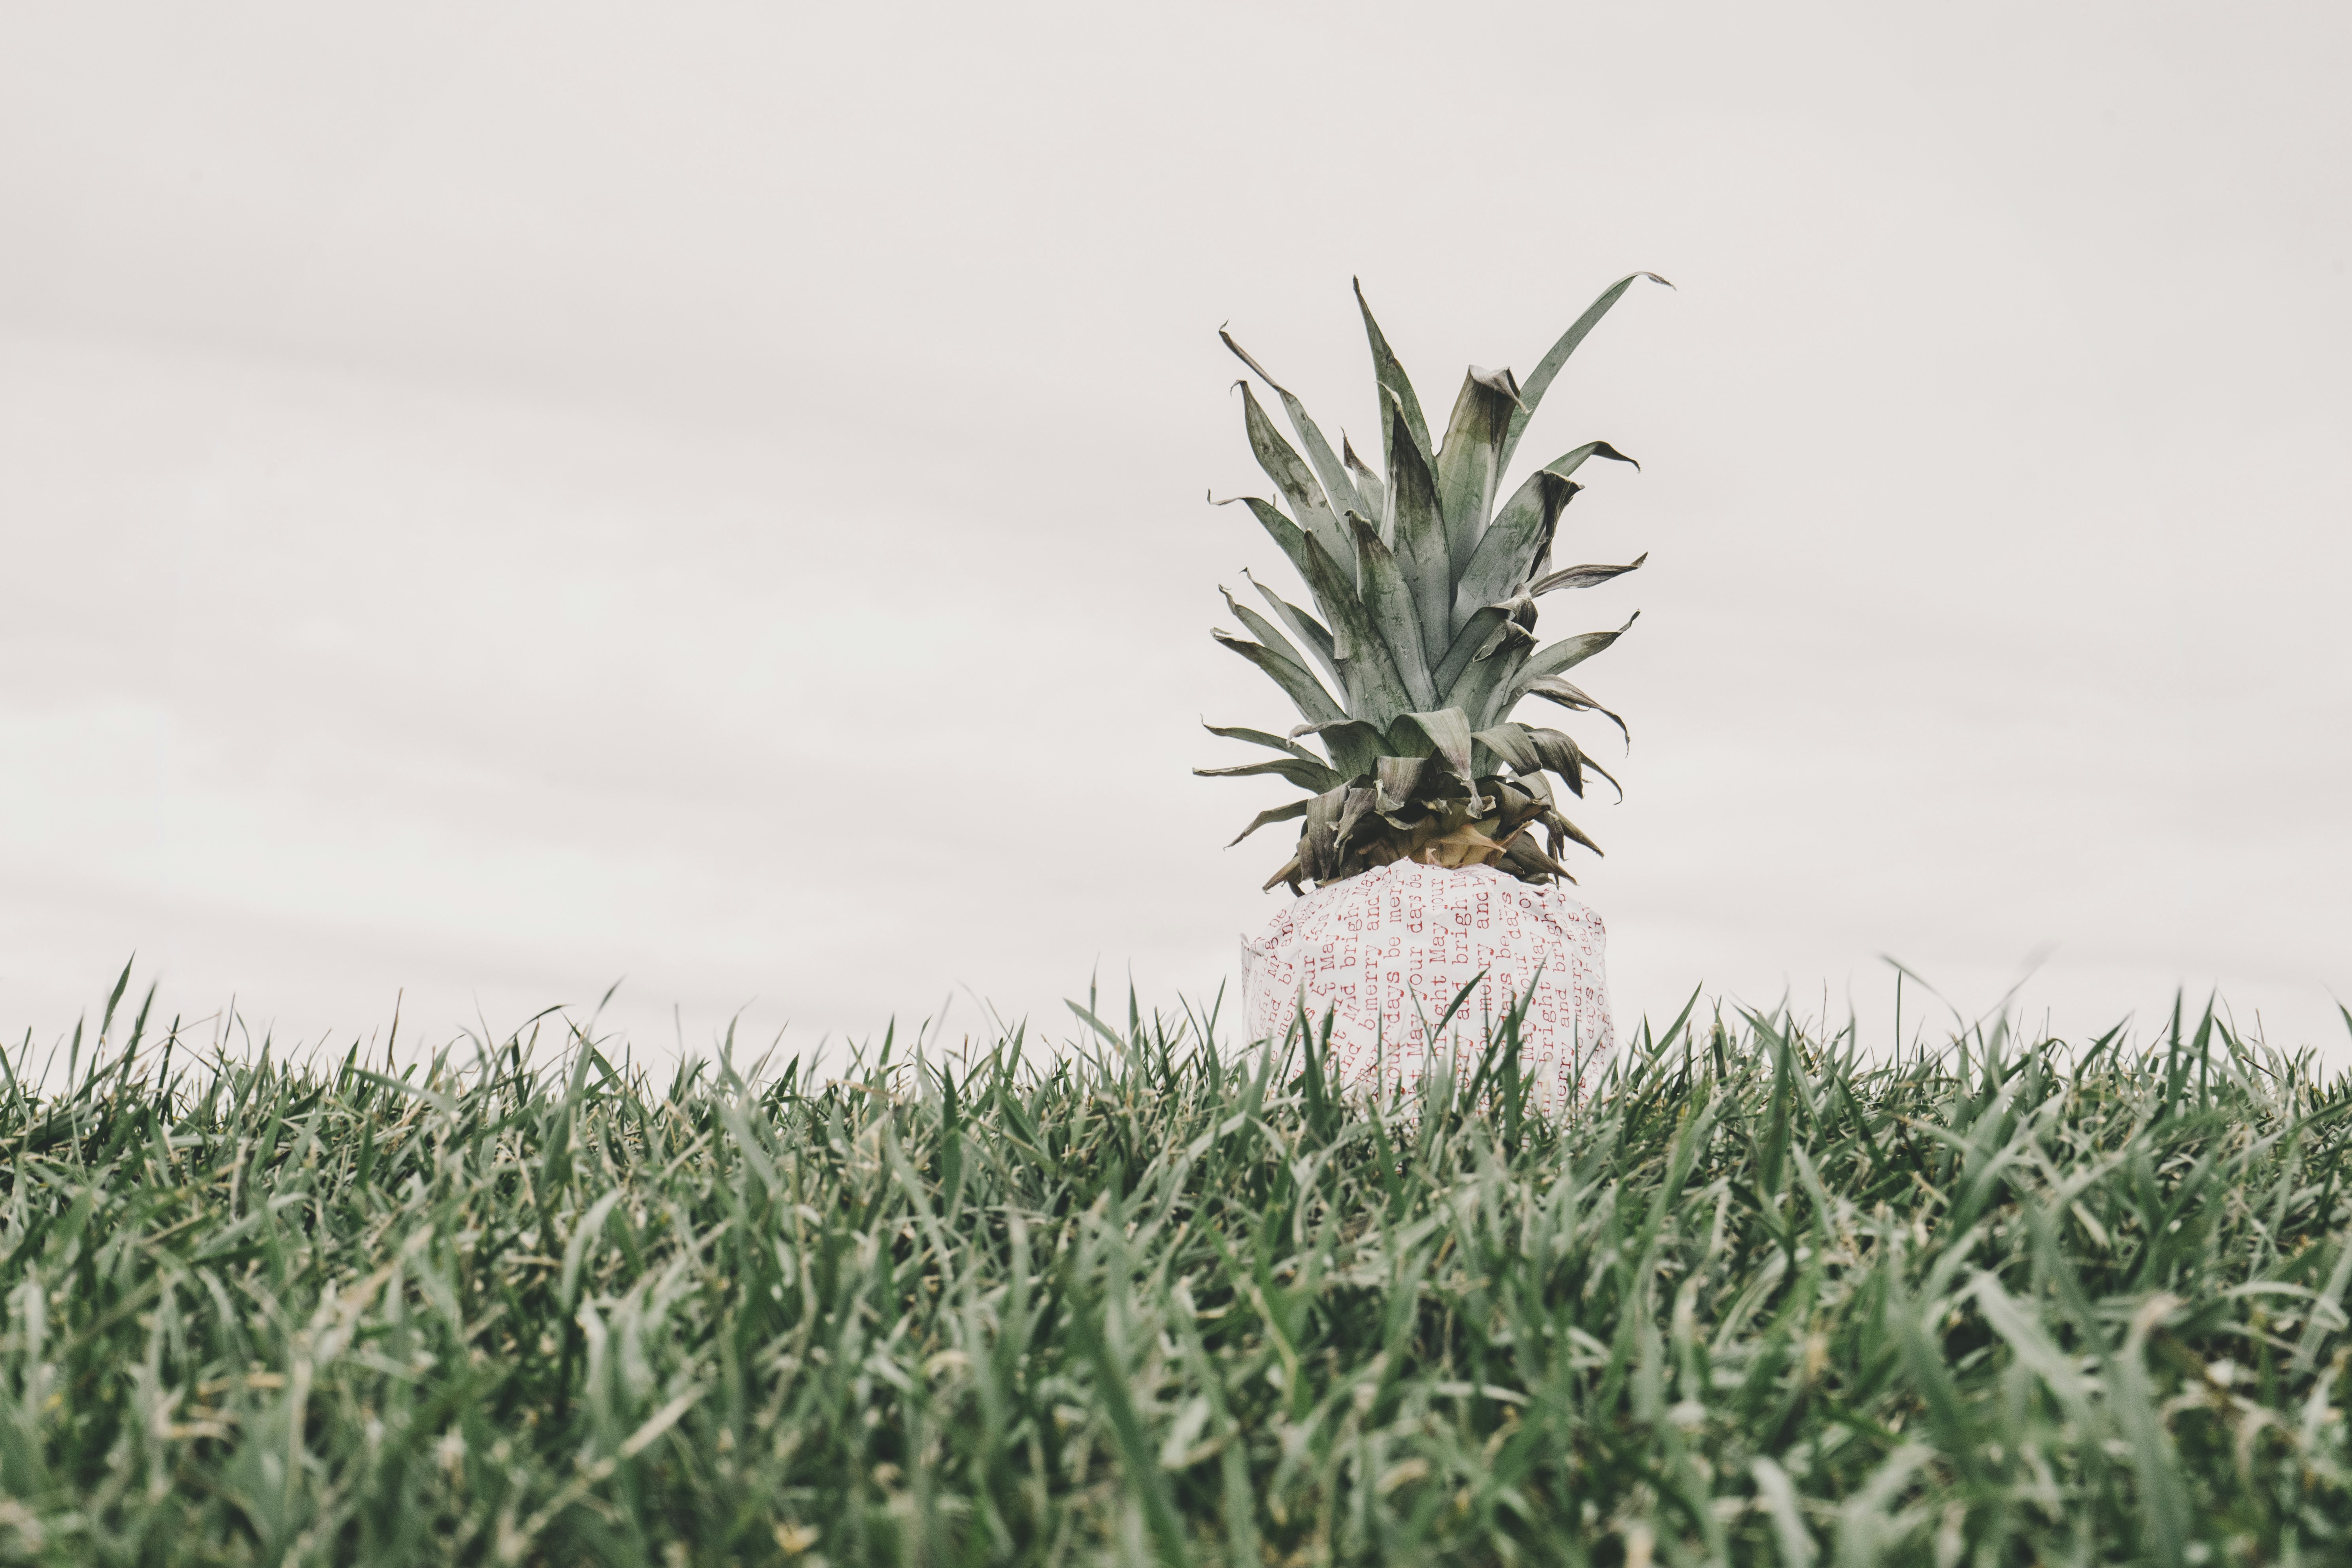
xmin=1342 ymin=435 xmax=1387 ymax=534
xmin=1471 ymin=723 xmax=1542 ymax=776
xmin=1345 ymin=513 xmax=1435 ymax=710
xmin=1236 ymin=381 xmax=1353 ymax=577
xmin=1286 ymin=717 xmax=1386 ymax=779
xmin=1202 ymin=720 xmax=1328 ymax=767
xmin=1504 ymin=613 xmax=1640 ymax=709
xmin=1218 ymin=586 xmax=1312 ymax=677
xmin=1550 ymin=809 xmax=1602 ymax=855
xmin=1225 ymin=799 xmax=1307 ymax=847
xmin=1373 ymin=754 xmax=1434 ymax=813
xmin=1332 ymin=784 xmax=1378 ymax=853
xmin=1520 ymin=675 xmax=1631 ymax=747
xmin=1452 ymin=467 xmax=1580 ymax=636
xmin=1233 ymin=503 xmax=1418 ymax=726
xmin=1387 ymin=707 xmax=1476 ymax=788
xmin=1481 ymin=717 xmax=1616 ymax=804
xmin=1382 ymin=395 xmax=1452 ymax=660
xmin=1554 ymin=439 xmax=1640 ymax=475
xmin=1354 ymin=277 xmax=1433 ymax=468
xmin=1221 ymin=330 xmax=1366 ymax=521
xmin=1215 ymin=492 xmax=1314 ymax=591
xmin=1435 ymin=365 xmax=1523 ymax=585
xmin=1431 ymin=603 xmax=1516 ymax=697
xmin=1521 ymin=726 xmax=1609 ymax=798
xmin=1210 ymin=629 xmax=1343 ymax=726
xmin=1215 ymin=494 xmax=1387 ymax=696
xmin=1501 ymin=831 xmax=1574 ymax=881
xmin=1192 ymin=756 xmax=1344 ymax=792
xmin=1217 ymin=492 xmax=1407 ymax=714
xmin=1300 ymin=780 xmax=1357 ymax=879
xmin=1499 ymin=273 xmax=1672 ymax=475
xmin=1464 ymin=638 xmax=1535 ymax=730
xmin=1244 ymin=570 xmax=1340 ymax=687
xmin=1530 ymin=552 xmax=1646 ymax=596
xmin=1449 ymin=440 xmax=1629 ymax=632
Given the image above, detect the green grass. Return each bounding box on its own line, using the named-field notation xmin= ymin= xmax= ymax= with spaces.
xmin=2 ymin=972 xmax=2350 ymax=1567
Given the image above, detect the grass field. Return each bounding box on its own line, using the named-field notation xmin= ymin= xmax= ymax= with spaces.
xmin=2 ymin=974 xmax=2349 ymax=1567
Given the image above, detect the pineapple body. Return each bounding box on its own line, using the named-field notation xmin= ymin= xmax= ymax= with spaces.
xmin=1240 ymin=860 xmax=1615 ymax=1115
xmin=1204 ymin=275 xmax=1665 ymax=1105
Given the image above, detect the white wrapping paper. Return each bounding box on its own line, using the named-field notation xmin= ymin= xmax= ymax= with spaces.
xmin=1239 ymin=860 xmax=1616 ymax=1116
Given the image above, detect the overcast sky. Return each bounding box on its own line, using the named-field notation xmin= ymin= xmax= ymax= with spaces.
xmin=4 ymin=2 xmax=2347 ymax=1070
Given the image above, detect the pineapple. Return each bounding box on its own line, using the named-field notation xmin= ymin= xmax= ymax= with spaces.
xmin=1202 ymin=274 xmax=1668 ymax=894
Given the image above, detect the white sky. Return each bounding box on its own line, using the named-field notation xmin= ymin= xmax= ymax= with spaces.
xmin=3 ymin=2 xmax=2347 ymax=1069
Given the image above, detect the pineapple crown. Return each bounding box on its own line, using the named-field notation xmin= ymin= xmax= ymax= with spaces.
xmin=1201 ymin=274 xmax=1670 ymax=894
